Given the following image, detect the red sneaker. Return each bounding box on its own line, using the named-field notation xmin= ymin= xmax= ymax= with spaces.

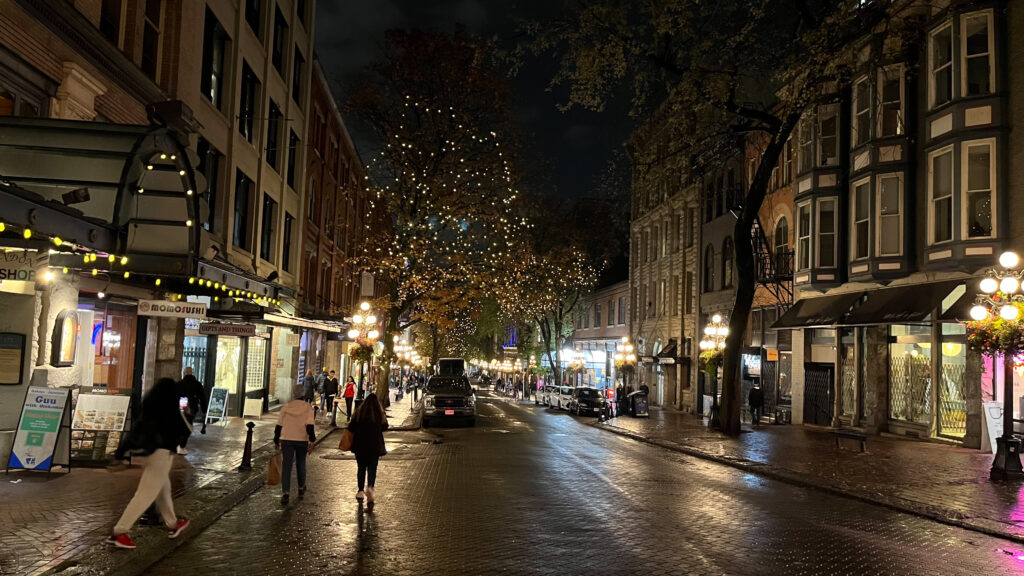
xmin=107 ymin=533 xmax=136 ymax=549
xmin=168 ymin=518 xmax=190 ymax=539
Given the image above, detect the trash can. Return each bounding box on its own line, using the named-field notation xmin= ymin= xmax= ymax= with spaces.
xmin=628 ymin=391 xmax=649 ymax=417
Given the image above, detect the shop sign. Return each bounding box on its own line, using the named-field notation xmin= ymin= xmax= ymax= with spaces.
xmin=658 ymin=357 xmax=676 ymax=365
xmin=199 ymin=322 xmax=256 ymax=337
xmin=285 ymin=333 xmax=301 ymax=347
xmin=206 ymin=388 xmax=229 ymax=423
xmin=0 ymin=251 xmax=38 ymax=283
xmin=765 ymin=349 xmax=779 ymax=362
xmin=139 ymin=300 xmax=208 ymax=319
xmin=71 ymin=388 xmax=132 ymax=462
xmin=8 ymin=386 xmax=71 ymax=472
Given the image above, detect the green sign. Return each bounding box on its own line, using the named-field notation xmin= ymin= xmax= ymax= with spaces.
xmin=7 ymin=386 xmax=70 ymax=471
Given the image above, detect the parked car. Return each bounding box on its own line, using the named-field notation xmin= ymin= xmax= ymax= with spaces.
xmin=422 ymin=375 xmax=476 ymax=427
xmin=540 ymin=384 xmax=558 ymax=406
xmin=549 ymin=385 xmax=574 ymax=410
xmin=568 ymin=387 xmax=606 ymax=416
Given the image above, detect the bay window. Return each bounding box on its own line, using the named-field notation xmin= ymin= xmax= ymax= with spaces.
xmin=963 ymin=139 xmax=995 ymax=239
xmin=878 ymin=66 xmax=904 ymax=137
xmin=877 ymin=174 xmax=902 ymax=256
xmin=929 ymin=24 xmax=953 ymax=109
xmin=797 ymin=202 xmax=811 ymax=270
xmin=818 ymin=105 xmax=838 ymax=167
xmin=852 ymin=179 xmax=870 ymax=260
xmin=852 ymin=77 xmax=870 ymax=147
xmin=816 ymin=198 xmax=836 ymax=268
xmin=929 ymin=147 xmax=953 ymax=244
xmin=961 ymin=12 xmax=993 ymax=97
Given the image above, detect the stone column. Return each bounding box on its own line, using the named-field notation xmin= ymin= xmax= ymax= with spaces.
xmin=860 ymin=325 xmax=890 ymax=435
xmin=153 ymin=316 xmax=184 ymax=384
xmin=963 ymin=350 xmax=983 ymax=449
xmin=791 ymin=329 xmax=806 ymax=425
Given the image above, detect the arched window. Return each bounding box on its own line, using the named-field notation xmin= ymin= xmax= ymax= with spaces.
xmin=703 ymin=244 xmax=715 ymax=292
xmin=774 ymin=217 xmax=790 ymax=275
xmin=722 ymin=237 xmax=735 ymax=288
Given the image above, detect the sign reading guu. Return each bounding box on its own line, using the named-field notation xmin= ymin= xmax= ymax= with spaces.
xmin=8 ymin=386 xmax=70 ymax=471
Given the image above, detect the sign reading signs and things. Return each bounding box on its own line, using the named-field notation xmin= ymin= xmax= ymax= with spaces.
xmin=138 ymin=300 xmax=207 ymax=319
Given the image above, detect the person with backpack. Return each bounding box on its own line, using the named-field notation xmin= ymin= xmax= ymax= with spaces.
xmin=347 ymin=393 xmax=388 ymax=511
xmin=107 ymin=378 xmax=191 ymax=549
xmin=274 ymin=384 xmax=316 ymax=505
xmin=343 ymin=376 xmax=357 ymax=420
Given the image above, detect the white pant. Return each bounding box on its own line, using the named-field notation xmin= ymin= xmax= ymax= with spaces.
xmin=113 ymin=449 xmax=177 ymax=534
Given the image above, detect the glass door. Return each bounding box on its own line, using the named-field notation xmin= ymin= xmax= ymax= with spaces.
xmin=215 ymin=336 xmax=242 ymax=417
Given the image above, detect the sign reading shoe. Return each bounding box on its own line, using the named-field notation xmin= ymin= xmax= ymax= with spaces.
xmin=138 ymin=300 xmax=207 ymax=319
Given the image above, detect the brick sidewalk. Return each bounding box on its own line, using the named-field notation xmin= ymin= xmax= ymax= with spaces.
xmin=0 ymin=415 xmax=334 ymax=576
xmin=596 ymin=408 xmax=1024 ymax=542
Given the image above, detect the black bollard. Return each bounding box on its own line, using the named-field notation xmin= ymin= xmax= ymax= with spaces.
xmin=238 ymin=421 xmax=255 ymax=471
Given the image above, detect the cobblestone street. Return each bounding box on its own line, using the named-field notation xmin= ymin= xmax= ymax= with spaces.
xmin=146 ymin=393 xmax=1024 ymax=576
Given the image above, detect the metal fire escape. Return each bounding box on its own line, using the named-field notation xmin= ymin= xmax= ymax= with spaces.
xmin=750 ymin=216 xmax=793 ymax=307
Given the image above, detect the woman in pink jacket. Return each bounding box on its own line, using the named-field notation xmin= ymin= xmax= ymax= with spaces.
xmin=274 ymin=385 xmax=316 ymax=505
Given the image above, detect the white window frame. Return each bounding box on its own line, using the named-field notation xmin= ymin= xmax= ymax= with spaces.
xmin=851 ymin=177 xmax=871 ymax=261
xmin=961 ymin=138 xmax=997 ymax=240
xmin=817 ymin=105 xmax=839 ymax=167
xmin=797 ymin=201 xmax=812 ymax=271
xmin=852 ymin=76 xmax=870 ymax=147
xmin=929 ymin=22 xmax=954 ymax=109
xmin=960 ymin=10 xmax=995 ymax=98
xmin=876 ymin=173 xmax=903 ymax=257
xmin=927 ymin=146 xmax=955 ymax=245
xmin=816 ymin=197 xmax=837 ymax=268
xmin=877 ymin=65 xmax=905 ymax=138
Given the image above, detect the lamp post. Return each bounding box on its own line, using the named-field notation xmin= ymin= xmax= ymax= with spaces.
xmin=700 ymin=313 xmax=729 ymax=431
xmin=968 ymin=251 xmax=1024 ymax=481
xmin=528 ymin=355 xmax=537 ymax=403
xmin=614 ymin=336 xmax=637 ymax=416
xmin=346 ymin=301 xmax=379 ymax=402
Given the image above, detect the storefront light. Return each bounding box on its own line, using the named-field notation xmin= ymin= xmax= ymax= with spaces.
xmin=22 ymin=228 xmax=31 ymax=239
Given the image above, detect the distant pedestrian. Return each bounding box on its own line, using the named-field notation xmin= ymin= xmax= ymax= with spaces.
xmin=302 ymin=370 xmax=316 ymax=404
xmin=274 ymin=385 xmax=316 ymax=505
xmin=343 ymin=376 xmax=357 ymax=419
xmin=176 ymin=367 xmax=205 ymax=454
xmin=348 ymin=393 xmax=388 ymax=511
xmin=316 ymin=368 xmax=329 ymax=412
xmin=324 ymin=370 xmax=339 ymax=416
xmin=749 ymin=382 xmax=765 ymax=426
xmin=107 ymin=378 xmax=191 ymax=549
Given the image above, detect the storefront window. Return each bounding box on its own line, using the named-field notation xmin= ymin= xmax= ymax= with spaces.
xmin=937 ymin=323 xmax=966 ymax=437
xmin=182 ymin=334 xmax=208 ymax=383
xmin=778 ymin=351 xmax=792 ymax=406
xmin=889 ymin=324 xmax=932 ymax=425
xmin=272 ymin=329 xmax=298 ymax=404
xmin=216 ymin=337 xmax=242 ymax=414
xmin=839 ymin=328 xmax=856 ymax=418
xmin=246 ymin=337 xmax=267 ymax=396
xmin=88 ymin=303 xmax=137 ymax=391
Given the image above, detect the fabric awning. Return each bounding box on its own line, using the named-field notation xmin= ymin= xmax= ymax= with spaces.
xmin=656 ymin=343 xmax=677 ymax=358
xmin=841 ymin=280 xmax=966 ymax=325
xmin=772 ymin=291 xmax=864 ymax=329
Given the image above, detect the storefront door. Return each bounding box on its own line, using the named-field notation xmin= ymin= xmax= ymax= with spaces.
xmin=838 ymin=328 xmax=858 ymax=424
xmin=245 ymin=337 xmax=268 ymax=411
xmin=888 ymin=324 xmax=933 ymax=427
xmin=215 ymin=336 xmax=242 ymax=417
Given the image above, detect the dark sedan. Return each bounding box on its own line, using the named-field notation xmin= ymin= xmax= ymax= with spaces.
xmin=567 ymin=387 xmax=606 ymax=417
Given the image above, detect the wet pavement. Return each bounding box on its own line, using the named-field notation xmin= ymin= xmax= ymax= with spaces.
xmin=147 ymin=391 xmax=1024 ymax=576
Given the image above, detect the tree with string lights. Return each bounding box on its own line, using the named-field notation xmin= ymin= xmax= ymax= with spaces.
xmin=346 ymin=29 xmax=525 ymax=402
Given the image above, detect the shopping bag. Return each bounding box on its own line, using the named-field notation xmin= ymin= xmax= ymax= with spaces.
xmin=267 ymin=450 xmax=283 ymax=486
xmin=338 ymin=429 xmax=354 ymax=452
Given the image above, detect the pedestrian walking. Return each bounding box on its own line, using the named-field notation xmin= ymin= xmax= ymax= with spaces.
xmin=302 ymin=369 xmax=316 ymax=404
xmin=324 ymin=370 xmax=339 ymax=417
xmin=749 ymin=382 xmax=765 ymax=426
xmin=274 ymin=385 xmax=316 ymax=505
xmin=176 ymin=367 xmax=206 ymax=454
xmin=107 ymin=377 xmax=191 ymax=549
xmin=316 ymin=368 xmax=329 ymax=412
xmin=348 ymin=393 xmax=388 ymax=511
xmin=343 ymin=376 xmax=357 ymax=419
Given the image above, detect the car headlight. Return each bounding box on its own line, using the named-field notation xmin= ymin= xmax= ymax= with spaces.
xmin=424 ymin=397 xmax=433 ymax=407
xmin=466 ymin=396 xmax=475 ymax=407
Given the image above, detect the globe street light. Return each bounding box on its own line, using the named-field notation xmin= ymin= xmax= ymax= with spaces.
xmin=614 ymin=336 xmax=637 ymax=389
xmin=700 ymin=313 xmax=729 ymax=430
xmin=348 ymin=301 xmax=379 ymax=401
xmin=968 ymin=251 xmax=1024 ymax=480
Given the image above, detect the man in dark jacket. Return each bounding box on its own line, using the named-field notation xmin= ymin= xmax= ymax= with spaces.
xmin=176 ymin=367 xmax=205 ymax=453
xmin=302 ymin=370 xmax=316 ymax=403
xmin=108 ymin=378 xmax=191 ymax=549
xmin=749 ymin=382 xmax=765 ymax=426
xmin=324 ymin=370 xmax=339 ymax=416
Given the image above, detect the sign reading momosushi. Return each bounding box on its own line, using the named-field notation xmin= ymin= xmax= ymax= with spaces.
xmin=138 ymin=300 xmax=207 ymax=319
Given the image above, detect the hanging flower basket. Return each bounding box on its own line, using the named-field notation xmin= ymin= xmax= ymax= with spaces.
xmin=700 ymin=350 xmax=723 ymax=377
xmin=966 ymin=298 xmax=1024 ymax=356
xmin=350 ymin=343 xmax=375 ymax=364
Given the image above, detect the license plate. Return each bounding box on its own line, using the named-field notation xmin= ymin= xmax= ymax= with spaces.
xmin=593 ymin=408 xmax=600 ymax=412
xmin=445 ymin=409 xmax=455 ymax=415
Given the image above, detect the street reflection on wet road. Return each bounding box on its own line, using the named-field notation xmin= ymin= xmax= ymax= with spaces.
xmin=148 ymin=391 xmax=1024 ymax=575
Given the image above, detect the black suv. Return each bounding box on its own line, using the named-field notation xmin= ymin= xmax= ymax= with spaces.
xmin=567 ymin=387 xmax=606 ymax=417
xmin=422 ymin=375 xmax=476 ymax=427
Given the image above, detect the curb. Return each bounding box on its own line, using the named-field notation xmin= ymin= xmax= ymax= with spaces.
xmin=589 ymin=420 xmax=1024 ymax=545
xmin=44 ymin=427 xmax=338 ymax=576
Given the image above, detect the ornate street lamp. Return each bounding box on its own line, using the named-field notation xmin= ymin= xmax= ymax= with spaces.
xmin=614 ymin=336 xmax=637 ymax=390
xmin=699 ymin=313 xmax=729 ymax=431
xmin=346 ymin=301 xmax=379 ymax=401
xmin=967 ymin=251 xmax=1024 ymax=480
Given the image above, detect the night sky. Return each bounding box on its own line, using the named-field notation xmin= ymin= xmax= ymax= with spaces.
xmin=314 ymin=0 xmax=635 ymax=201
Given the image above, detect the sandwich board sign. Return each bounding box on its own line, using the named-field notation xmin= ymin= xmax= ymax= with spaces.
xmin=7 ymin=386 xmax=71 ymax=472
xmin=206 ymin=387 xmax=229 ymax=423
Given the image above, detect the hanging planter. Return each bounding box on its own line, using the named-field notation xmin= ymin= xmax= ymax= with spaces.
xmin=700 ymin=350 xmax=723 ymax=377
xmin=966 ymin=298 xmax=1024 ymax=356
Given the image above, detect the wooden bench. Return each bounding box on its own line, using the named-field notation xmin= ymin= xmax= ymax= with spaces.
xmin=833 ymin=428 xmax=867 ymax=452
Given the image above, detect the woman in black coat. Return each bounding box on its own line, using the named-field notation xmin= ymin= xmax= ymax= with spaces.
xmin=347 ymin=393 xmax=388 ymax=509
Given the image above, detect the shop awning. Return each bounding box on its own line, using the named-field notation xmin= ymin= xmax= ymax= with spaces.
xmin=841 ymin=280 xmax=966 ymax=325
xmin=656 ymin=343 xmax=681 ymax=364
xmin=772 ymin=291 xmax=864 ymax=329
xmin=262 ymin=312 xmax=342 ymax=333
xmin=939 ymin=286 xmax=979 ymax=322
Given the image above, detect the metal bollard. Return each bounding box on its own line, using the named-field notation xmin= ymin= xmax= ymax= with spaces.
xmin=238 ymin=421 xmax=255 ymax=471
